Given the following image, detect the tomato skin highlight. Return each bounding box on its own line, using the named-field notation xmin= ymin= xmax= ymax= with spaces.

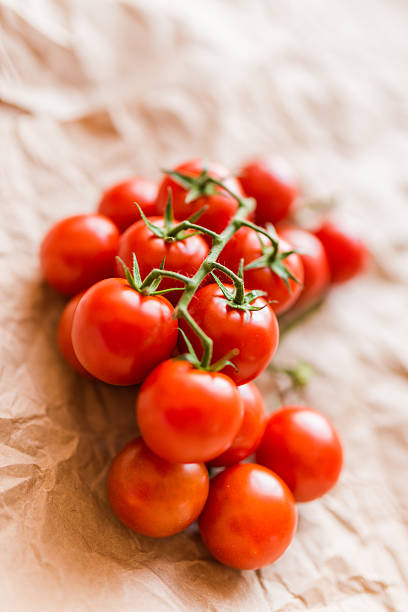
xmin=199 ymin=463 xmax=297 ymax=570
xmin=314 ymin=220 xmax=367 ymax=284
xmin=179 ymin=283 xmax=279 ymax=385
xmin=156 ymin=159 xmax=244 ymax=233
xmin=256 ymin=405 xmax=343 ymax=502
xmin=107 ymin=437 xmax=209 ymax=538
xmin=278 ymin=225 xmax=330 ymax=309
xmin=240 ymin=157 xmax=299 ymax=225
xmin=40 ymin=214 xmax=119 ymax=296
xmin=136 ymin=359 xmax=244 ymax=464
xmin=117 ymin=217 xmax=209 ymax=305
xmin=220 ymin=228 xmax=304 ymax=315
xmin=97 ymin=177 xmax=158 ymax=233
xmin=208 ymin=383 xmax=267 ymax=467
xmin=71 ymin=278 xmax=178 ymax=386
xmin=57 ymin=292 xmax=91 ymax=377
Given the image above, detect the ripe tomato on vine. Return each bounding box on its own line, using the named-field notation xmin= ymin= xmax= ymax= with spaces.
xmin=38 ymin=154 xmax=364 ymax=570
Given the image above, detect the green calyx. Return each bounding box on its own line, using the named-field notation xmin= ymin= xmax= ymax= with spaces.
xmin=210 ymin=260 xmax=269 ymax=312
xmin=163 ymin=167 xmax=256 ymax=217
xmin=178 ymin=328 xmax=239 ymax=373
xmin=116 ymin=254 xmax=185 ymax=297
xmin=135 ymin=191 xmax=206 ymax=243
xmin=163 ymin=167 xmax=222 ymax=204
xmin=244 ymin=224 xmax=302 ymax=291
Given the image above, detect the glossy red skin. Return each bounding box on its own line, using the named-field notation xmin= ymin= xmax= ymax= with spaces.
xmin=179 ymin=284 xmax=279 ymax=385
xmin=240 ymin=157 xmax=299 ymax=225
xmin=256 ymin=405 xmax=343 ymax=502
xmin=156 ymin=159 xmax=244 ymax=233
xmin=40 ymin=214 xmax=119 ymax=296
xmin=117 ymin=217 xmax=209 ymax=305
xmin=107 ymin=437 xmax=209 ymax=538
xmin=57 ymin=292 xmax=90 ymax=377
xmin=199 ymin=463 xmax=297 ymax=570
xmin=314 ymin=220 xmax=367 ymax=284
xmin=97 ymin=177 xmax=158 ymax=233
xmin=278 ymin=225 xmax=330 ymax=309
xmin=72 ymin=278 xmax=178 ymax=386
xmin=208 ymin=383 xmax=267 ymax=467
xmin=220 ymin=227 xmax=304 ymax=315
xmin=137 ymin=359 xmax=244 ymax=463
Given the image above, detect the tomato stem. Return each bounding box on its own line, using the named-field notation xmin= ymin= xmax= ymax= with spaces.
xmin=140 ymin=269 xmax=192 ymax=292
xmin=239 ymin=219 xmax=276 ymax=245
xmin=173 ymin=191 xmax=255 ymax=367
xmin=167 ymin=220 xmax=220 ymax=242
xmin=210 ymin=262 xmax=245 ymax=305
xmin=144 ymin=170 xmax=282 ymax=369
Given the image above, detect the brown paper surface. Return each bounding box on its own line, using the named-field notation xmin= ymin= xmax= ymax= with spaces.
xmin=1 ymin=1 xmax=408 ymax=610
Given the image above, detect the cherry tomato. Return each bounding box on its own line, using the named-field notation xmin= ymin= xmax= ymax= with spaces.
xmin=278 ymin=225 xmax=330 ymax=309
xmin=156 ymin=159 xmax=245 ymax=233
xmin=57 ymin=292 xmax=90 ymax=377
xmin=256 ymin=405 xmax=343 ymax=502
xmin=136 ymin=359 xmax=243 ymax=463
xmin=179 ymin=283 xmax=279 ymax=385
xmin=239 ymin=157 xmax=299 ymax=225
xmin=40 ymin=214 xmax=119 ymax=296
xmin=199 ymin=463 xmax=297 ymax=570
xmin=220 ymin=227 xmax=304 ymax=315
xmin=97 ymin=177 xmax=157 ymax=232
xmin=117 ymin=217 xmax=209 ymax=304
xmin=72 ymin=278 xmax=178 ymax=385
xmin=107 ymin=437 xmax=209 ymax=537
xmin=314 ymin=220 xmax=367 ymax=284
xmin=208 ymin=383 xmax=267 ymax=467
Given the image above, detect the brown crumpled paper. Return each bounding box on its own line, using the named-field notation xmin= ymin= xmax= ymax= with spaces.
xmin=1 ymin=1 xmax=408 ymax=610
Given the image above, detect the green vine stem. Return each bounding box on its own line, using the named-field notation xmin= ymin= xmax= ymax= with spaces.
xmin=210 ymin=261 xmax=246 ymax=305
xmin=174 ymin=192 xmax=255 ymax=368
xmin=138 ymin=170 xmax=294 ymax=370
xmin=140 ymin=269 xmax=192 ymax=291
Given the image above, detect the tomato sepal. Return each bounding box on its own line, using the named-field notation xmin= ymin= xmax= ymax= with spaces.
xmin=244 ymin=228 xmax=303 ymax=292
xmin=134 ymin=193 xmax=208 ymax=243
xmin=210 ymin=270 xmax=271 ymax=313
xmin=162 ymin=168 xmax=222 ymax=204
xmin=116 ymin=253 xmax=189 ymax=298
xmin=177 ymin=328 xmax=239 ymax=374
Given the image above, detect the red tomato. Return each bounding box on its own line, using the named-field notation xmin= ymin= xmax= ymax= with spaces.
xmin=220 ymin=227 xmax=304 ymax=315
xmin=239 ymin=157 xmax=299 ymax=225
xmin=278 ymin=225 xmax=330 ymax=308
xmin=97 ymin=177 xmax=157 ymax=232
xmin=40 ymin=214 xmax=119 ymax=296
xmin=107 ymin=437 xmax=209 ymax=537
xmin=199 ymin=463 xmax=297 ymax=570
xmin=117 ymin=217 xmax=209 ymax=304
xmin=71 ymin=278 xmax=178 ymax=385
xmin=256 ymin=405 xmax=343 ymax=502
xmin=57 ymin=292 xmax=90 ymax=377
xmin=179 ymin=283 xmax=279 ymax=385
xmin=314 ymin=220 xmax=367 ymax=284
xmin=208 ymin=383 xmax=267 ymax=467
xmin=136 ymin=359 xmax=244 ymax=463
xmin=156 ymin=159 xmax=244 ymax=233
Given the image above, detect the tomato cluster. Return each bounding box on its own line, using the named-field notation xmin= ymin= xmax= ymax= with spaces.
xmin=40 ymin=156 xmax=366 ymax=570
